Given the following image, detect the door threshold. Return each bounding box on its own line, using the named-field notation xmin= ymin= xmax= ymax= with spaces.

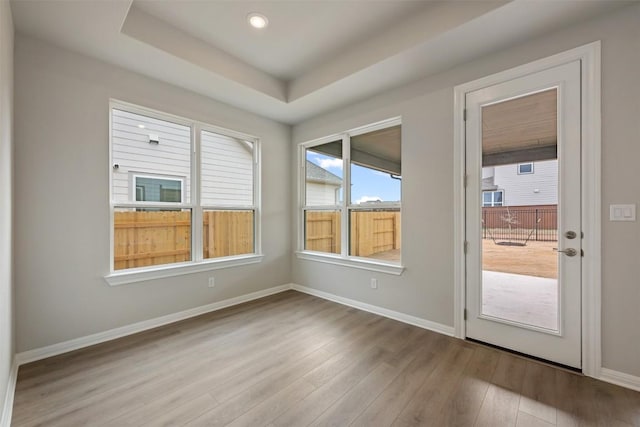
xmin=465 ymin=337 xmax=582 ymax=374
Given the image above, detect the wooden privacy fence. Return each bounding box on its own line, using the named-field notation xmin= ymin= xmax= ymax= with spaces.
xmin=114 ymin=210 xmax=253 ymax=270
xmin=305 ymin=211 xmax=341 ymax=254
xmin=304 ymin=210 xmax=401 ymax=257
xmin=350 ymin=211 xmax=401 ymax=257
xmin=114 ymin=209 xmax=398 ymax=270
xmin=202 ymin=210 xmax=253 ymax=259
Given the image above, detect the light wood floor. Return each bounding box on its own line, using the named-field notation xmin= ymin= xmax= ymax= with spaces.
xmin=12 ymin=290 xmax=640 ymax=426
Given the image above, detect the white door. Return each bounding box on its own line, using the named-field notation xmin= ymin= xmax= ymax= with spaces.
xmin=465 ymin=61 xmax=582 ymax=368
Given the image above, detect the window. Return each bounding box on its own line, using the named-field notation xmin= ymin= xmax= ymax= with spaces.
xmin=110 ymin=102 xmax=260 ymax=277
xmin=482 ymin=190 xmax=504 ymax=207
xmin=300 ymin=119 xmax=402 ymax=269
xmin=133 ymin=175 xmax=184 ymax=203
xmin=518 ymin=162 xmax=534 ymax=174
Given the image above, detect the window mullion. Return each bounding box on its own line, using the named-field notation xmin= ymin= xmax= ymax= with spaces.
xmin=253 ymin=140 xmax=261 ymax=255
xmin=342 ymin=134 xmax=350 ymax=258
xmin=299 ymin=147 xmax=306 ymax=252
xmin=193 ymin=124 xmax=202 ymax=263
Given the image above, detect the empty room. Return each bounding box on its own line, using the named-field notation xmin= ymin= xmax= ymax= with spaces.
xmin=1 ymin=0 xmax=639 ymax=426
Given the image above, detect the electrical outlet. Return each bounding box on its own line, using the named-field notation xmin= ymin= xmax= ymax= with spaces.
xmin=208 ymin=277 xmax=215 ymax=288
xmin=370 ymin=278 xmax=378 ymax=289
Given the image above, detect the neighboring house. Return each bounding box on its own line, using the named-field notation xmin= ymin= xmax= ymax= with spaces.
xmin=482 ymin=159 xmax=558 ymax=207
xmin=112 ymin=108 xmax=254 ymax=206
xmin=305 ymin=160 xmax=342 ymax=205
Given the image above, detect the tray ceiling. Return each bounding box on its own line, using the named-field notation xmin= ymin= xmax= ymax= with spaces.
xmin=10 ymin=0 xmax=633 ymax=124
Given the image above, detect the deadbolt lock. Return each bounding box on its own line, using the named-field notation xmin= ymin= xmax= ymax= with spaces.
xmin=565 ymin=231 xmax=577 ymax=239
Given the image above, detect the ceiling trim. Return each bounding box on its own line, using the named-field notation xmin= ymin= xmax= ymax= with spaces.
xmin=121 ymin=5 xmax=287 ymax=102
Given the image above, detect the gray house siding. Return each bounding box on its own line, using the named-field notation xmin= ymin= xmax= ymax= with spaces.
xmin=112 ymin=108 xmax=191 ymax=203
xmin=485 ymin=159 xmax=558 ymax=207
xmin=112 ymin=109 xmax=254 ymax=206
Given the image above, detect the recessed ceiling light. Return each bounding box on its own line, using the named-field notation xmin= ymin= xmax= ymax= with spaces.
xmin=137 ymin=124 xmax=146 ymax=129
xmin=247 ymin=13 xmax=268 ymax=29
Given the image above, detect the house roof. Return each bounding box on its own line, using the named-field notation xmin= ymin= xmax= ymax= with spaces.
xmin=306 ymin=160 xmax=342 ymax=186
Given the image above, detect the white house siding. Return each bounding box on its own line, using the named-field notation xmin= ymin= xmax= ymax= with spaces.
xmin=201 ymin=130 xmax=253 ymax=207
xmin=492 ymin=159 xmax=558 ymax=206
xmin=306 ymin=181 xmax=339 ymax=206
xmin=112 ymin=108 xmax=191 ymax=203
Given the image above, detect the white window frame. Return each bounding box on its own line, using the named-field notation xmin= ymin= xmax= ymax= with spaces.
xmin=482 ymin=190 xmax=504 ymax=207
xmin=106 ymin=100 xmax=262 ymax=286
xmin=131 ymin=172 xmax=185 ymax=203
xmin=296 ymin=117 xmax=404 ymax=275
xmin=198 ymin=125 xmax=261 ymax=262
xmin=518 ymin=162 xmax=534 ymax=174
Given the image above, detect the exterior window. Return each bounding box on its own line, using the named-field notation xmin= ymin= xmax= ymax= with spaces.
xmin=518 ymin=162 xmax=534 ymax=174
xmin=133 ymin=175 xmax=184 ymax=203
xmin=301 ymin=119 xmax=401 ymax=265
xmin=482 ymin=190 xmax=504 ymax=207
xmin=110 ymin=103 xmax=260 ymax=273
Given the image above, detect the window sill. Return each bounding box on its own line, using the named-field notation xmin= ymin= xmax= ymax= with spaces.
xmin=295 ymin=251 xmax=405 ymax=276
xmin=104 ymin=254 xmax=264 ymax=286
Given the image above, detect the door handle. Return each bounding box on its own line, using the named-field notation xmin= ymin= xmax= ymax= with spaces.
xmin=553 ymin=247 xmax=577 ymax=257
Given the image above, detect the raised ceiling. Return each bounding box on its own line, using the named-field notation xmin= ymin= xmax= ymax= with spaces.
xmin=132 ymin=1 xmax=428 ymax=82
xmin=10 ymin=0 xmax=633 ymax=124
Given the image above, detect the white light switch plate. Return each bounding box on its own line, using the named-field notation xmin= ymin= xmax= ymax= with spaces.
xmin=609 ymin=204 xmax=636 ymax=221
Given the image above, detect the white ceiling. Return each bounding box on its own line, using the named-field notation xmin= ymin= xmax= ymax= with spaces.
xmin=133 ymin=1 xmax=428 ymax=81
xmin=10 ymin=0 xmax=633 ymax=124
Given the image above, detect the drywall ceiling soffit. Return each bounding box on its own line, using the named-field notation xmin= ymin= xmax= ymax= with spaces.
xmin=120 ymin=1 xmax=508 ymax=103
xmin=10 ymin=0 xmax=635 ymax=124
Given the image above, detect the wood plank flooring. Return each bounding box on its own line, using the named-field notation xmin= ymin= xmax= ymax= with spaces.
xmin=11 ymin=290 xmax=640 ymax=426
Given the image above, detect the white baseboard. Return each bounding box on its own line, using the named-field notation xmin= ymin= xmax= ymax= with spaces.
xmin=291 ymin=283 xmax=455 ymax=337
xmin=599 ymin=368 xmax=640 ymax=392
xmin=15 ymin=284 xmax=291 ymax=365
xmin=14 ymin=282 xmax=456 ymax=367
xmin=1 ymin=359 xmax=18 ymax=427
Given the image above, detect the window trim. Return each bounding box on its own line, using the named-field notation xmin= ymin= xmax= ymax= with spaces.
xmin=105 ymin=254 xmax=264 ymax=286
xmin=107 ymin=100 xmax=262 ymax=284
xmin=297 ymin=117 xmax=404 ymax=274
xmin=518 ymin=162 xmax=534 ymax=174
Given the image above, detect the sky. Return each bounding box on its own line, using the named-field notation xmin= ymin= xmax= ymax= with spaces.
xmin=308 ymin=151 xmax=401 ymax=204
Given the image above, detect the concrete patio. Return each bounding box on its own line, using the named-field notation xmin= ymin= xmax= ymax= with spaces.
xmin=482 ymin=270 xmax=558 ymax=330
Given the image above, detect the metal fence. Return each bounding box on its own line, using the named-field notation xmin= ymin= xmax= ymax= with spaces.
xmin=482 ymin=206 xmax=557 ymax=242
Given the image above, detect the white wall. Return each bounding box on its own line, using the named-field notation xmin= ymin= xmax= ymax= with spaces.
xmin=13 ymin=35 xmax=291 ymax=352
xmin=200 ymin=131 xmax=253 ymax=207
xmin=292 ymin=4 xmax=640 ymax=377
xmin=0 ymin=0 xmax=13 ymax=420
xmin=493 ymin=160 xmax=558 ymax=206
xmin=306 ymin=182 xmax=339 ymax=206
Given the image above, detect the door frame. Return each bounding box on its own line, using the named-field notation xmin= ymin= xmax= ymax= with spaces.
xmin=453 ymin=41 xmax=601 ymax=377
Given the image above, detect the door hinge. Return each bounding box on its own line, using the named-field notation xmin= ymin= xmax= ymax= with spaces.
xmin=463 ymin=175 xmax=468 ymax=188
xmin=464 ymin=308 xmax=468 ymax=320
xmin=581 ymin=249 xmax=584 ymax=257
xmin=464 ymin=241 xmax=469 ymax=254
xmin=463 ymin=109 xmax=467 ymax=121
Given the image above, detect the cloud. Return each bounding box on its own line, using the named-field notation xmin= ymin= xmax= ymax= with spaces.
xmin=355 ymin=195 xmax=382 ymax=204
xmin=317 ymin=157 xmax=343 ymax=170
